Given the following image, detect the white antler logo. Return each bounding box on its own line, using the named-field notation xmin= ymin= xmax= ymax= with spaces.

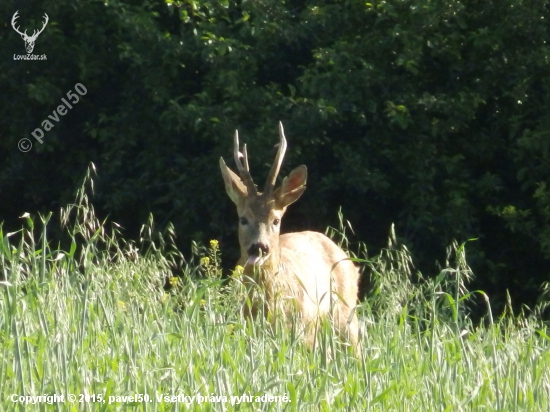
xmin=11 ymin=11 xmax=49 ymax=54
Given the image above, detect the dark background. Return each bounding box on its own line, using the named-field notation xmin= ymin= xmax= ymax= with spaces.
xmin=1 ymin=0 xmax=549 ymax=313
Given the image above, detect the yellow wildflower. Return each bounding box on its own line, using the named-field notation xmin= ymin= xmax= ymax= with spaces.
xmin=232 ymin=265 xmax=244 ymax=278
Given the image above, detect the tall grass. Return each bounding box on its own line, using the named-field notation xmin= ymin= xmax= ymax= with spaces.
xmin=1 ymin=168 xmax=549 ymax=411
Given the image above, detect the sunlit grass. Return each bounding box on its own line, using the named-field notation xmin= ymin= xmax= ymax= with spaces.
xmin=1 ymin=168 xmax=549 ymax=411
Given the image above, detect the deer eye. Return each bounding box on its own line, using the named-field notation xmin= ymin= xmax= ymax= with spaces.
xmin=273 ymin=218 xmax=280 ymax=226
xmin=240 ymin=217 xmax=248 ymax=225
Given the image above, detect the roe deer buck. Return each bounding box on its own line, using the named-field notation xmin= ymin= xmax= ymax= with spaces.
xmin=219 ymin=122 xmax=360 ymax=352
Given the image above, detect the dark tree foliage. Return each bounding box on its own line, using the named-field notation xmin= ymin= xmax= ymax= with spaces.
xmin=1 ymin=0 xmax=549 ymax=311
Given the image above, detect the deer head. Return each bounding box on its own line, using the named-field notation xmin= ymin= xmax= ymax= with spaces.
xmin=12 ymin=11 xmax=49 ymax=54
xmin=219 ymin=122 xmax=307 ymax=269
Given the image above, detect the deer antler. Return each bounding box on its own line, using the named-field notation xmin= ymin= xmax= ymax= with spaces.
xmin=233 ymin=130 xmax=258 ymax=195
xmin=11 ymin=11 xmax=49 ymax=39
xmin=11 ymin=11 xmax=25 ymax=37
xmin=263 ymin=121 xmax=288 ymax=195
xmin=31 ymin=13 xmax=49 ymax=40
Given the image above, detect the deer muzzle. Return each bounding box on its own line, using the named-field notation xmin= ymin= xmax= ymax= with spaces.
xmin=246 ymin=243 xmax=270 ymax=266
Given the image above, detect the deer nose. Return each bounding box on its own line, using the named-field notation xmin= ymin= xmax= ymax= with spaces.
xmin=248 ymin=243 xmax=269 ymax=257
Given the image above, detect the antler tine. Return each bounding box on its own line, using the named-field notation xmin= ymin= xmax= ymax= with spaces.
xmin=233 ymin=129 xmax=257 ymax=195
xmin=264 ymin=122 xmax=288 ymax=195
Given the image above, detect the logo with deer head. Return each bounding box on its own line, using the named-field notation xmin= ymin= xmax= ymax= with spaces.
xmin=11 ymin=11 xmax=49 ymax=54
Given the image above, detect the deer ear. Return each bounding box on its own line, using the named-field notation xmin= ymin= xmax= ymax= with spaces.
xmin=275 ymin=165 xmax=307 ymax=209
xmin=220 ymin=157 xmax=247 ymax=205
